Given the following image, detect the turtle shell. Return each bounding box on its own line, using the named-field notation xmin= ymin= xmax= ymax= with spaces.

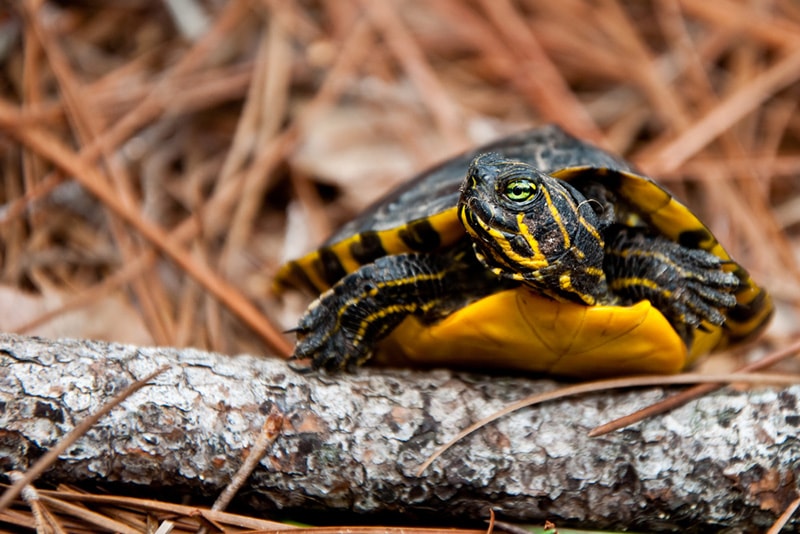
xmin=276 ymin=126 xmax=772 ymax=376
xmin=278 ymin=126 xmax=629 ymax=293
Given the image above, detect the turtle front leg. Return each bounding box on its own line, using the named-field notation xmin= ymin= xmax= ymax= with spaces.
xmin=290 ymin=250 xmax=487 ymax=371
xmin=604 ymin=227 xmax=740 ymax=344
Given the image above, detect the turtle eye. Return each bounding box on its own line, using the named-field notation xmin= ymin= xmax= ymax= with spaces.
xmin=503 ymin=179 xmax=536 ymax=202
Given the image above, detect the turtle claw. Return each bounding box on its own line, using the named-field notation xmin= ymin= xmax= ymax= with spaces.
xmin=287 ymin=356 xmax=315 ymax=373
xmin=288 ymin=282 xmax=374 ymax=372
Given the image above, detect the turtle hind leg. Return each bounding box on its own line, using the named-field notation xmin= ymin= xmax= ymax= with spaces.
xmin=291 ymin=248 xmax=494 ymax=371
xmin=604 ymin=227 xmax=740 ymax=344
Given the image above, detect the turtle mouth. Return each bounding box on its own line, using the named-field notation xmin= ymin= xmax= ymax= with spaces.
xmin=459 ymin=193 xmax=529 ymax=261
xmin=461 ymin=198 xmax=498 ymax=240
xmin=460 ymin=190 xmax=561 ymax=278
xmin=460 ymin=190 xmax=518 ymax=236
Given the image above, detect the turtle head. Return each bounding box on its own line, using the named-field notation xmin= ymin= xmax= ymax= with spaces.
xmin=458 ymin=152 xmax=609 ymax=305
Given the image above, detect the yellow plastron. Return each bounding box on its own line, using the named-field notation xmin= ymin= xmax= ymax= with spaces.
xmin=378 ymin=288 xmax=723 ymax=378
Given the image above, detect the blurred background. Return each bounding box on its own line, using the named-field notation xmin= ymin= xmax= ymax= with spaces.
xmin=0 ymin=0 xmax=798 ymax=372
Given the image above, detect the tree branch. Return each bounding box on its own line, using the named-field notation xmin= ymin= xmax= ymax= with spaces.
xmin=0 ymin=333 xmax=797 ymax=531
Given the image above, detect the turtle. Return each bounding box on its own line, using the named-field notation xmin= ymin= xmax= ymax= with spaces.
xmin=275 ymin=125 xmax=772 ymax=377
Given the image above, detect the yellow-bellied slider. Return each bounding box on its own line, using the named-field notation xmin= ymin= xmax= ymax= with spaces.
xmin=275 ymin=125 xmax=772 ymax=377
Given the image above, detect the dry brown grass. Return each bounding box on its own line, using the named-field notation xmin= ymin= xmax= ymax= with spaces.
xmin=1 ymin=0 xmax=800 ymax=531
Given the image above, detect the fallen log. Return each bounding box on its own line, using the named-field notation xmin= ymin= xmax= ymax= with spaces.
xmin=0 ymin=333 xmax=797 ymax=531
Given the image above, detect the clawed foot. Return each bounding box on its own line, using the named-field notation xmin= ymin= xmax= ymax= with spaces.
xmin=288 ymin=286 xmax=373 ymax=372
xmin=606 ymin=229 xmax=740 ymax=341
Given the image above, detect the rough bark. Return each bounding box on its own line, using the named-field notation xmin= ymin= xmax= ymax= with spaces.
xmin=0 ymin=333 xmax=797 ymax=532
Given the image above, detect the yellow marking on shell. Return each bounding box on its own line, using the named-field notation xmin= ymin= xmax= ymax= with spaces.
xmin=287 ymin=251 xmax=329 ymax=295
xmin=275 ymin=207 xmax=462 ymax=294
xmin=542 ymin=187 xmax=571 ymax=249
xmin=725 ymin=288 xmax=774 ymax=346
xmin=611 ymin=171 xmax=729 ymax=257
